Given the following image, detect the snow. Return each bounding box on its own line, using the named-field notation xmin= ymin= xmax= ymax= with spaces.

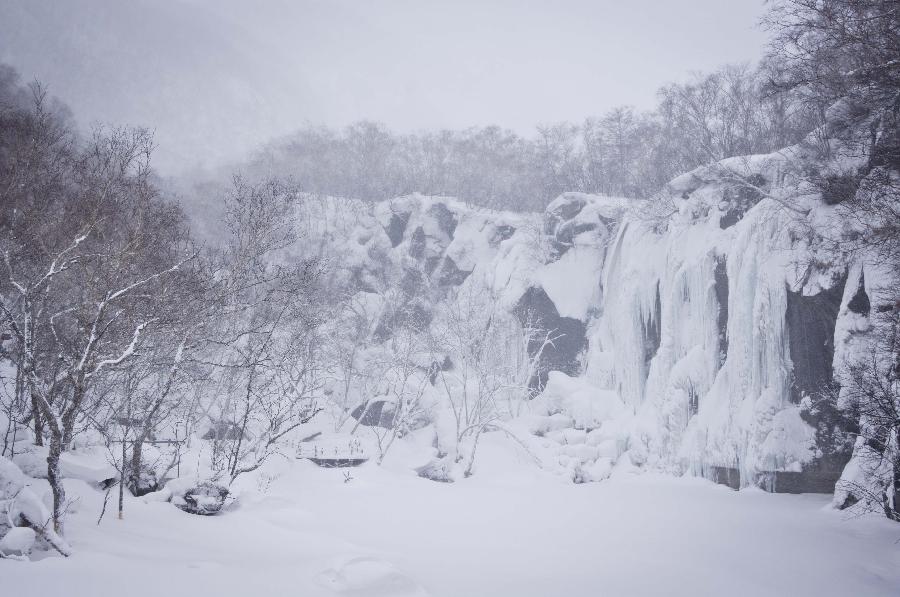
xmin=315 ymin=556 xmax=429 ymax=596
xmin=535 ymin=371 xmax=625 ymax=430
xmin=0 ymin=456 xmax=73 ymax=557
xmin=0 ymin=527 xmax=35 ymax=557
xmin=536 ymin=246 xmax=604 ymax=320
xmin=1 ymin=117 xmax=896 ymax=590
xmin=1 ymin=442 xmax=898 ymax=596
xmin=13 ymin=446 xmax=117 ymax=486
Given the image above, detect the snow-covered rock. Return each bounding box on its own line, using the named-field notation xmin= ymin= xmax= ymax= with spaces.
xmin=0 ymin=526 xmax=36 ymax=558
xmin=170 ymin=480 xmax=230 ymax=516
xmin=12 ymin=445 xmax=117 ymax=487
xmin=0 ymin=455 xmax=72 ymax=557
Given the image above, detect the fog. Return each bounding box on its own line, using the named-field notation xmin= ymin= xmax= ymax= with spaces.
xmin=0 ymin=0 xmax=768 ymax=175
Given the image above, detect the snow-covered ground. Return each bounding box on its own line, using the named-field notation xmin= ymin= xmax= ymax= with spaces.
xmin=3 ymin=434 xmax=898 ymax=597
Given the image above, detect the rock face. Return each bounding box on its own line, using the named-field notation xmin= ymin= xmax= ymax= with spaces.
xmin=786 ymin=276 xmax=846 ymax=404
xmin=350 ymin=400 xmax=396 ymax=429
xmin=514 ymin=286 xmax=586 ymax=390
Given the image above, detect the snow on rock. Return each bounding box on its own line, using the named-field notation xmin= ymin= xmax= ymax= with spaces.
xmin=167 ymin=479 xmax=231 ymax=516
xmin=0 ymin=527 xmax=36 ymax=557
xmin=0 ymin=455 xmax=72 ymax=557
xmin=535 ymin=246 xmax=603 ymax=321
xmin=536 ymin=372 xmax=625 ymax=430
xmin=0 ymin=454 xmax=26 ymax=497
xmin=13 ymin=445 xmax=117 ymax=487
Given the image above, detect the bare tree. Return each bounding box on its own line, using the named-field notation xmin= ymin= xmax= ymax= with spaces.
xmin=429 ymin=283 xmax=553 ymax=477
xmin=200 ymin=177 xmax=326 ymax=484
xmin=0 ymin=80 xmax=198 ymax=534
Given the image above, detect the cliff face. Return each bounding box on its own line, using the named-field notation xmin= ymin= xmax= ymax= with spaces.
xmin=302 ymin=102 xmax=895 ymax=493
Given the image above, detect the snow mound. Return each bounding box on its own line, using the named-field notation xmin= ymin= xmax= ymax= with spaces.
xmin=13 ymin=445 xmax=117 ymax=486
xmin=0 ymin=526 xmax=36 ymax=557
xmin=315 ymin=556 xmax=429 ymax=596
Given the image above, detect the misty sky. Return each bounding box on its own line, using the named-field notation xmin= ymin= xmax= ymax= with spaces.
xmin=0 ymin=0 xmax=769 ymax=175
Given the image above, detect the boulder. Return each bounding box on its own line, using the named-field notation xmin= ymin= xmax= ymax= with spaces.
xmin=172 ymin=481 xmax=230 ymax=516
xmin=0 ymin=527 xmax=36 ymax=558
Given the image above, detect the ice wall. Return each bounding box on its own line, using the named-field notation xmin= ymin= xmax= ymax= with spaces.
xmin=525 ymin=146 xmax=870 ymax=490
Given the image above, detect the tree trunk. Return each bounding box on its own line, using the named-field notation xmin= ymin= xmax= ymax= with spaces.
xmin=31 ymin=390 xmax=43 ymax=446
xmin=118 ymin=435 xmax=126 ymax=519
xmin=128 ymin=427 xmax=151 ymax=494
xmin=46 ymin=434 xmax=66 ymax=533
xmin=892 ymin=426 xmax=900 ymax=520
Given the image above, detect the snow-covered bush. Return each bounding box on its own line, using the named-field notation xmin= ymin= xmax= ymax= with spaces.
xmin=171 ymin=481 xmax=230 ymax=516
xmin=0 ymin=455 xmax=71 ymax=557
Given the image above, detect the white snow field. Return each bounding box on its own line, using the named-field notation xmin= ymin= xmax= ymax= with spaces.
xmin=2 ymin=435 xmax=898 ymax=597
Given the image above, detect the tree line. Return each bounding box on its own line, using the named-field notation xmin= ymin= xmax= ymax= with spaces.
xmin=240 ymin=62 xmax=818 ymax=211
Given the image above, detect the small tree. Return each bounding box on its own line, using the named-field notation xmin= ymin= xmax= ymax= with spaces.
xmin=365 ymin=325 xmax=431 ymax=464
xmin=202 ymin=177 xmax=326 ymax=484
xmin=829 ymin=306 xmax=900 ymax=520
xmin=429 ymin=283 xmax=552 ymax=477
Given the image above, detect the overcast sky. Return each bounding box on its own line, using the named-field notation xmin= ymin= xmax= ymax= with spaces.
xmin=0 ymin=0 xmax=769 ymax=175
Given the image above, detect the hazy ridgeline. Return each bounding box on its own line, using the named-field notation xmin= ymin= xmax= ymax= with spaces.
xmin=235 ymin=63 xmax=819 ymax=212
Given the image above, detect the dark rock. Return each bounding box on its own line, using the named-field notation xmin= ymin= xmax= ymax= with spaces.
xmin=757 ymin=465 xmax=846 ymax=494
xmin=426 ymin=356 xmax=453 ymax=384
xmin=308 ymin=457 xmax=368 ymax=468
xmin=385 ymin=211 xmax=410 ymax=247
xmin=373 ymin=300 xmax=432 ymax=341
xmin=402 ymin=302 xmax=432 ymax=329
xmin=173 ymin=482 xmax=229 ymax=516
xmin=641 ymin=283 xmax=662 ymax=369
xmin=201 ymin=421 xmax=246 ymax=441
xmin=349 ymin=266 xmax=378 ymax=294
xmin=543 ymin=195 xmax=588 ymax=238
xmin=688 ymin=385 xmax=699 ymax=417
xmin=350 ymin=400 xmax=396 ymax=428
xmin=514 ymin=286 xmax=587 ymax=390
xmin=708 ymin=463 xmax=847 ymax=494
xmin=713 ymin=256 xmax=729 ymax=367
xmin=719 ymin=174 xmax=766 ymax=229
xmin=796 ymin=392 xmax=855 ymax=493
xmin=786 ymin=273 xmax=847 ymax=403
xmin=493 ymin=224 xmax=516 ymax=243
xmin=400 ymin=268 xmax=425 ymax=296
xmin=128 ymin=467 xmax=160 ymax=497
xmin=549 ymin=195 xmax=587 ymax=222
xmin=847 ymin=271 xmax=871 ymax=316
xmin=709 ymin=466 xmax=741 ymax=490
xmin=868 ymin=101 xmax=900 ymax=170
xmin=424 ymin=255 xmax=441 ymax=275
xmin=408 ymin=226 xmax=426 ymax=259
xmin=435 ymin=256 xmax=471 ymax=287
xmin=427 ymin=202 xmax=458 ymax=238
xmin=820 ymin=173 xmax=859 ymax=205
xmin=552 ymin=220 xmax=599 ymax=256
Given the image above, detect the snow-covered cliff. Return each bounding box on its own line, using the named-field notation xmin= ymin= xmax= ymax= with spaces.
xmin=296 ymin=102 xmax=895 ymax=494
